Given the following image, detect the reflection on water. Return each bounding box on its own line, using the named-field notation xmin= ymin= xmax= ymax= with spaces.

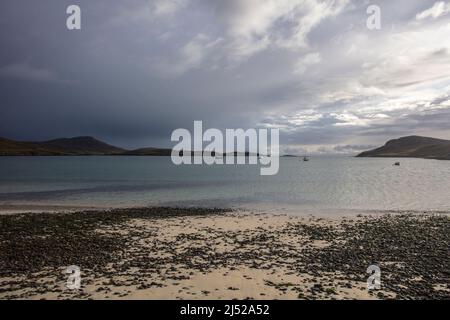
xmin=0 ymin=156 xmax=449 ymax=213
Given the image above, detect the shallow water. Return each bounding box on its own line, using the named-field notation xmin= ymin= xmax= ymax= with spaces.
xmin=0 ymin=156 xmax=449 ymax=213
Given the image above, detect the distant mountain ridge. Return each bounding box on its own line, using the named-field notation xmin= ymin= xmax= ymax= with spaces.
xmin=0 ymin=136 xmax=170 ymax=156
xmin=357 ymin=136 xmax=450 ymax=160
xmin=38 ymin=136 xmax=125 ymax=155
xmin=0 ymin=136 xmax=261 ymax=157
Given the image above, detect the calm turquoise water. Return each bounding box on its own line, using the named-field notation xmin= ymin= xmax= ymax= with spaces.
xmin=0 ymin=156 xmax=449 ymax=213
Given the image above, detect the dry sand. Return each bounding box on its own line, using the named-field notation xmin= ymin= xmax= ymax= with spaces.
xmin=0 ymin=209 xmax=448 ymax=300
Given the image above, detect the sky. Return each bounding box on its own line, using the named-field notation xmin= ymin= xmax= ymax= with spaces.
xmin=1 ymin=0 xmax=450 ymax=154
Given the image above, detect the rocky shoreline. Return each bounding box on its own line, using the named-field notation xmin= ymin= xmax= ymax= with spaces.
xmin=0 ymin=207 xmax=449 ymax=300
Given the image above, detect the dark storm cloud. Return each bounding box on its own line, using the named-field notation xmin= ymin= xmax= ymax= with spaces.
xmin=0 ymin=0 xmax=450 ymax=151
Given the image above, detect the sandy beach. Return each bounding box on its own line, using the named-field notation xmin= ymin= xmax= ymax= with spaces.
xmin=0 ymin=207 xmax=449 ymax=300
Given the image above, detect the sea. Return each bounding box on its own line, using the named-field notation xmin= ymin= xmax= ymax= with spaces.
xmin=0 ymin=156 xmax=449 ymax=214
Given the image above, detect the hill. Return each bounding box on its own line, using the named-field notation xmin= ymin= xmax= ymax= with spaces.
xmin=0 ymin=136 xmax=125 ymax=156
xmin=38 ymin=136 xmax=125 ymax=155
xmin=357 ymin=136 xmax=450 ymax=160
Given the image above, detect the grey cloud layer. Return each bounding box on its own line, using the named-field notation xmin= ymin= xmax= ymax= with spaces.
xmin=0 ymin=0 xmax=449 ymax=152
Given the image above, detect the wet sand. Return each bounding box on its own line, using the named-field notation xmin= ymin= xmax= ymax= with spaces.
xmin=0 ymin=207 xmax=449 ymax=300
